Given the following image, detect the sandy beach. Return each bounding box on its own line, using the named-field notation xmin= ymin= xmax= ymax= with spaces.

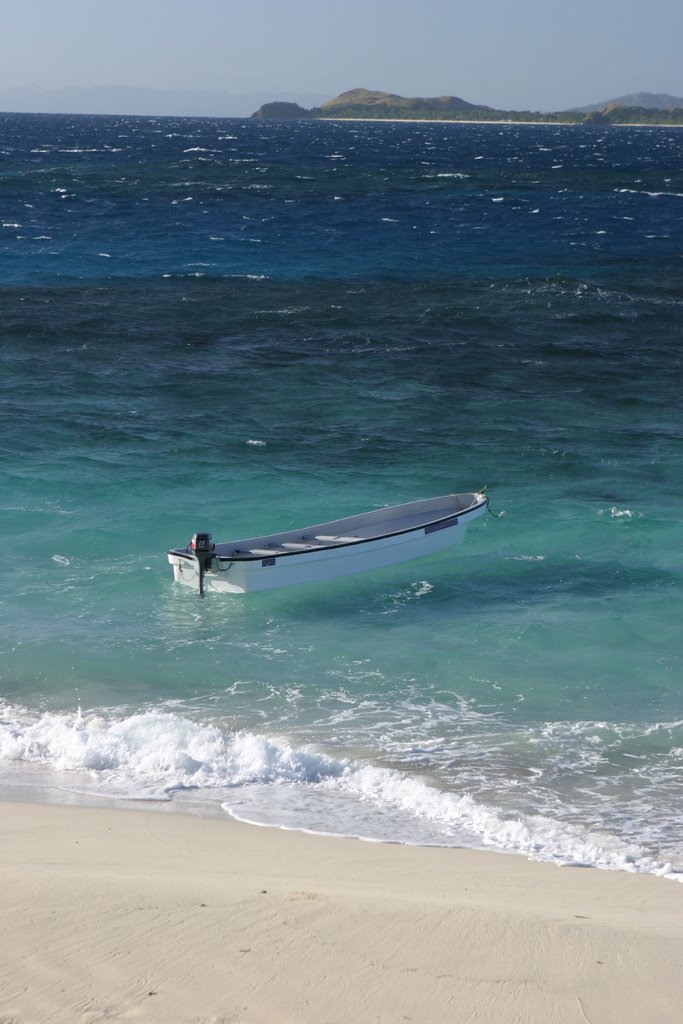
xmin=1 ymin=800 xmax=682 ymax=1023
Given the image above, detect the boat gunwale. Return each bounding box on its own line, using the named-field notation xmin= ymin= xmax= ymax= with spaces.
xmin=168 ymin=494 xmax=487 ymax=564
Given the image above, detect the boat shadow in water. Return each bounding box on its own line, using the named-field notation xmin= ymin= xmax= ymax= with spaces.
xmin=239 ymin=550 xmax=679 ymax=623
xmin=157 ymin=547 xmax=677 ymax=651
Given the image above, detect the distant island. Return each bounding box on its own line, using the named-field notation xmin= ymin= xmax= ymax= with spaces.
xmin=252 ymin=88 xmax=683 ymax=126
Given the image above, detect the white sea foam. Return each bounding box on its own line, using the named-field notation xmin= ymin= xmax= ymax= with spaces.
xmin=0 ymin=706 xmax=343 ymax=798
xmin=0 ymin=707 xmax=327 ymax=787
xmin=0 ymin=705 xmax=680 ymax=880
xmin=615 ymin=188 xmax=683 ymax=199
xmin=598 ymin=507 xmax=642 ymax=519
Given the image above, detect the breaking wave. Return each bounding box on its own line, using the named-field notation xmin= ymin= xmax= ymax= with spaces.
xmin=1 ymin=704 xmax=680 ymax=881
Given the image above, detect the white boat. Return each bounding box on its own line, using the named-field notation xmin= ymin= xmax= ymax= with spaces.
xmin=168 ymin=490 xmax=490 ymax=595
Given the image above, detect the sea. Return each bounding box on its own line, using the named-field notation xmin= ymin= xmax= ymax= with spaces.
xmin=1 ymin=111 xmax=682 ymax=878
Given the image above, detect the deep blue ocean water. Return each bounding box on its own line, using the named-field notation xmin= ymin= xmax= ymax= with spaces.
xmin=1 ymin=112 xmax=682 ymax=875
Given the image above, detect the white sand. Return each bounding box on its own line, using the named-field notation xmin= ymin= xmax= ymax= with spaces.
xmin=1 ymin=799 xmax=682 ymax=1023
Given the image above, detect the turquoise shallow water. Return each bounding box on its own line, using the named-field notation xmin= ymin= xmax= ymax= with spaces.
xmin=1 ymin=113 xmax=682 ymax=874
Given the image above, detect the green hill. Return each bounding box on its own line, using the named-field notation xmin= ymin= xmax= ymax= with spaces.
xmin=251 ymin=101 xmax=310 ymax=120
xmin=313 ymin=88 xmax=492 ymax=118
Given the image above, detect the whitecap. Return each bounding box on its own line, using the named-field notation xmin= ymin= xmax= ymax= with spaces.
xmin=598 ymin=507 xmax=641 ymax=519
xmin=615 ymin=188 xmax=683 ymax=199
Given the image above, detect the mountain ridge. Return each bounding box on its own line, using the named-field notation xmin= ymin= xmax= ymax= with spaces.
xmin=571 ymin=92 xmax=683 ymax=113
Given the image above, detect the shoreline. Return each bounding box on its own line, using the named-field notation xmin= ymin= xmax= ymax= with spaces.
xmin=2 ymin=799 xmax=683 ymax=1023
xmin=2 ymin=766 xmax=679 ymax=880
xmin=319 ymin=116 xmax=683 ymax=128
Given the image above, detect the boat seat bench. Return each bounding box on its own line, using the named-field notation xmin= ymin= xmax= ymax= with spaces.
xmin=236 ymin=535 xmax=366 ymax=557
xmin=225 ymin=516 xmax=460 ymax=559
xmin=281 ymin=542 xmax=324 ymax=550
xmin=313 ymin=535 xmax=363 ymax=543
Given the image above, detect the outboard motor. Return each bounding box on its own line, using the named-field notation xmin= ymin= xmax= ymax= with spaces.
xmin=190 ymin=532 xmax=215 ymax=597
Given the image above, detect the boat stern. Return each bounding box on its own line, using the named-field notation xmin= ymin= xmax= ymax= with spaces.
xmin=167 ymin=548 xmax=196 ymax=587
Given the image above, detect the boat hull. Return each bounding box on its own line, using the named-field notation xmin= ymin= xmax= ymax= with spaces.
xmin=168 ymin=491 xmax=487 ymax=594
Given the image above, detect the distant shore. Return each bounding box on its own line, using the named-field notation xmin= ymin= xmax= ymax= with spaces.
xmin=254 ymin=89 xmax=683 ymax=127
xmin=319 ymin=116 xmax=683 ymax=128
xmin=2 ymin=799 xmax=683 ymax=1023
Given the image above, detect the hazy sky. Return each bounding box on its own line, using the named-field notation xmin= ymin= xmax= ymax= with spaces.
xmin=2 ymin=0 xmax=682 ymax=111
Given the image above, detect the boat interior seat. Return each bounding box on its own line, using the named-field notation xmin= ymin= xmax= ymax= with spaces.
xmin=281 ymin=542 xmax=323 ymax=550
xmin=313 ymin=534 xmax=363 ymax=544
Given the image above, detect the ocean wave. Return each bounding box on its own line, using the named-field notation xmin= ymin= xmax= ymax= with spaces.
xmin=0 ymin=704 xmax=679 ymax=880
xmin=615 ymin=188 xmax=683 ymax=199
xmin=0 ymin=705 xmax=344 ymax=793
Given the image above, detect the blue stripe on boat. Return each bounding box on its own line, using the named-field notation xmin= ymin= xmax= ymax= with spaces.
xmin=424 ymin=516 xmax=458 ymax=535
